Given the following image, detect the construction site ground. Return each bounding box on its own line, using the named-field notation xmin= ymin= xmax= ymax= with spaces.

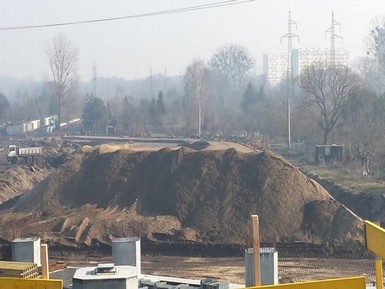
xmin=141 ymin=256 xmax=376 ymax=284
xmin=52 ymin=255 xmax=377 ymax=284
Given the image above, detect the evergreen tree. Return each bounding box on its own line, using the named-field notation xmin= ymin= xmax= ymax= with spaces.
xmin=157 ymin=91 xmax=166 ymax=114
xmin=82 ymin=93 xmax=108 ymax=132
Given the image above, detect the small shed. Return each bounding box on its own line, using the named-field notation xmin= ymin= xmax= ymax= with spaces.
xmin=106 ymin=125 xmax=116 ymax=135
xmin=315 ymin=144 xmax=344 ymax=164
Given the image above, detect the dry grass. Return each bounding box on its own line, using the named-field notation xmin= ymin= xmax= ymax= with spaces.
xmin=299 ymin=163 xmax=385 ymax=194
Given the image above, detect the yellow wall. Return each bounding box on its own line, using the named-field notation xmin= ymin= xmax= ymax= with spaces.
xmin=244 ymin=276 xmax=365 ymax=289
xmin=0 ymin=277 xmax=63 ymax=289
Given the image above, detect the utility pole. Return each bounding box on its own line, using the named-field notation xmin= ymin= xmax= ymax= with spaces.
xmin=92 ymin=60 xmax=97 ymax=97
xmin=281 ymin=11 xmax=299 ymax=156
xmin=150 ymin=65 xmax=154 ymax=98
xmin=325 ymin=12 xmax=342 ymax=67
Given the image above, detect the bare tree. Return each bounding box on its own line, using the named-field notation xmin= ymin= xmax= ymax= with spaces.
xmin=365 ymin=17 xmax=385 ymax=93
xmin=0 ymin=92 xmax=9 ymax=121
xmin=209 ymin=45 xmax=254 ymax=106
xmin=352 ymin=57 xmax=379 ymax=91
xmin=209 ymin=45 xmax=254 ymax=90
xmin=366 ymin=17 xmax=385 ymax=60
xmin=46 ymin=33 xmax=79 ymax=130
xmin=343 ymin=90 xmax=385 ymax=176
xmin=185 ymin=59 xmax=211 ymax=137
xmin=299 ymin=64 xmax=359 ymax=144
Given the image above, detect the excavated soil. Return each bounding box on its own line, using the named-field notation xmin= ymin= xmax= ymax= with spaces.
xmin=0 ymin=140 xmax=365 ymax=256
xmin=0 ymin=136 xmax=79 ymax=205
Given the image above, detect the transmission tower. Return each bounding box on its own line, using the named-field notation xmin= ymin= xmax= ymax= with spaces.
xmin=325 ymin=12 xmax=342 ymax=67
xmin=281 ymin=11 xmax=299 ymax=155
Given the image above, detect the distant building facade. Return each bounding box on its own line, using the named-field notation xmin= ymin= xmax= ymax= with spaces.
xmin=263 ymin=48 xmax=350 ymax=87
xmin=263 ymin=54 xmax=288 ymax=87
xmin=292 ymin=48 xmax=350 ymax=78
xmin=5 ymin=115 xmax=58 ymax=135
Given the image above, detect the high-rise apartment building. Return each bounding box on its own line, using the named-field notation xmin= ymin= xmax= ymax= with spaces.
xmin=263 ymin=48 xmax=350 ymax=87
xmin=263 ymin=54 xmax=288 ymax=87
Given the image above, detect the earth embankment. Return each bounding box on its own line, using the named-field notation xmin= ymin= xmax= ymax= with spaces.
xmin=0 ymin=141 xmax=364 ymax=256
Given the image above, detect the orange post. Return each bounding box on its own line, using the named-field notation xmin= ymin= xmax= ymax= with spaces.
xmin=40 ymin=244 xmax=49 ymax=279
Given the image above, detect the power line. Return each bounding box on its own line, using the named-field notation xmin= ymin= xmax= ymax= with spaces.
xmin=0 ymin=0 xmax=256 ymax=31
xmin=281 ymin=11 xmax=299 ymax=155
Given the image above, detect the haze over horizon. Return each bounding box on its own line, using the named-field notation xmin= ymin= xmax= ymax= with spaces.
xmin=0 ymin=0 xmax=384 ymax=82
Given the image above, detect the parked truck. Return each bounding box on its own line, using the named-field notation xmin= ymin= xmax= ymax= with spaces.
xmin=7 ymin=145 xmax=42 ymax=164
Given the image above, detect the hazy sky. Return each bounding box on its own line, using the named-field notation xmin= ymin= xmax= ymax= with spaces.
xmin=0 ymin=0 xmax=384 ymax=82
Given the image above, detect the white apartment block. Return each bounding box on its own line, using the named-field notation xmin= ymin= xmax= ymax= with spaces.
xmin=263 ymin=48 xmax=350 ymax=87
xmin=263 ymin=54 xmax=288 ymax=87
xmin=292 ymin=48 xmax=350 ymax=77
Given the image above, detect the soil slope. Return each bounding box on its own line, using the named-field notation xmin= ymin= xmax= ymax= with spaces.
xmin=0 ymin=136 xmax=77 ymax=205
xmin=0 ymin=165 xmax=48 ymax=204
xmin=0 ymin=142 xmax=364 ymax=252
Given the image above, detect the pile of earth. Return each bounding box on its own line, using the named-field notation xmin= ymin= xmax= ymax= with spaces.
xmin=308 ymin=174 xmax=385 ymax=224
xmin=0 ymin=136 xmax=79 ymax=206
xmin=0 ymin=165 xmax=48 ymax=204
xmin=0 ymin=142 xmax=364 ymax=255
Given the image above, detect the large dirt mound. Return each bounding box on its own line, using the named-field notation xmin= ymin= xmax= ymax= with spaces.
xmin=0 ymin=142 xmax=363 ymax=251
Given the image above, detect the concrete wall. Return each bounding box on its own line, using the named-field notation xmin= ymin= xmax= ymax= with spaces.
xmin=112 ymin=237 xmax=141 ymax=275
xmin=73 ymin=266 xmax=138 ymax=289
xmin=245 ymin=247 xmax=278 ymax=286
xmin=12 ymin=237 xmax=41 ymax=267
xmin=73 ymin=277 xmax=137 ymax=289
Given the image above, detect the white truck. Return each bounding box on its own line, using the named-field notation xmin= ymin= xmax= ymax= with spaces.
xmin=7 ymin=145 xmax=43 ymax=164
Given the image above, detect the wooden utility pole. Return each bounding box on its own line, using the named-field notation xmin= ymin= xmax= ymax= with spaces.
xmin=251 ymin=215 xmax=261 ymax=286
xmin=41 ymin=244 xmax=49 ymax=279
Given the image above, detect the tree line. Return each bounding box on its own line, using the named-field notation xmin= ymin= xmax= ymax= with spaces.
xmin=1 ymin=21 xmax=385 ymax=176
